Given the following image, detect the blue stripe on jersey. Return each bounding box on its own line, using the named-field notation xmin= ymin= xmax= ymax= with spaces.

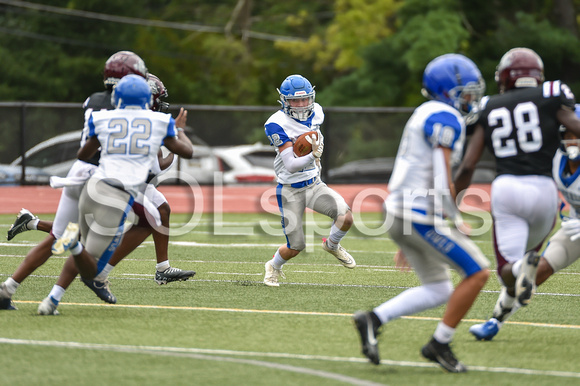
xmin=265 ymin=122 xmax=291 ymax=147
xmin=558 ymin=154 xmax=580 ymax=187
xmin=412 ymin=222 xmax=483 ymax=276
xmin=423 ymin=111 xmax=462 ymax=149
xmin=88 ymin=114 xmax=96 ymax=137
xmin=300 ymin=112 xmax=315 ymax=127
xmin=96 ymin=195 xmax=135 ymax=275
xmin=167 ymin=117 xmax=177 ymax=137
xmin=276 ymin=183 xmax=291 ymax=248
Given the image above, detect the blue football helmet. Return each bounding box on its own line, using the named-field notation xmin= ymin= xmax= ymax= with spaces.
xmin=277 ymin=74 xmax=316 ymax=121
xmin=111 ymin=74 xmax=152 ymax=109
xmin=422 ymin=54 xmax=486 ymax=124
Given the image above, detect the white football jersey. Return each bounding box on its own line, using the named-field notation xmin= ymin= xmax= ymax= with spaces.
xmin=553 ymin=149 xmax=580 ymax=219
xmin=385 ymin=100 xmax=465 ymax=222
xmin=87 ymin=108 xmax=177 ymax=197
xmin=265 ymin=103 xmax=324 ymax=185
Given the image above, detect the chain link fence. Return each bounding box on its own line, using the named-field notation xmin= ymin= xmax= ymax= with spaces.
xmin=0 ymin=102 xmax=417 ymax=185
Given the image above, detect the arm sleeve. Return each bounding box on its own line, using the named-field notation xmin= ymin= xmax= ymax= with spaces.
xmin=280 ymin=146 xmax=316 ymax=173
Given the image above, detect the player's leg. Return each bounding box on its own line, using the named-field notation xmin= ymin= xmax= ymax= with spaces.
xmin=58 ymin=178 xmax=132 ymax=280
xmin=308 ymin=183 xmax=355 ymax=268
xmin=264 ymin=184 xmax=305 ymax=287
xmin=151 ymin=199 xmax=196 ymax=285
xmin=6 ymin=208 xmax=40 ymax=241
xmin=353 ymin=215 xmax=458 ymax=368
xmin=0 ymin=236 xmax=54 ymax=310
xmin=38 ymin=256 xmax=81 ymax=315
xmin=2 ymin=185 xmax=79 ymax=311
xmin=470 ymin=176 xmax=556 ymax=340
xmin=513 ymin=178 xmax=558 ymax=306
xmin=412 ymin=222 xmax=489 ymax=372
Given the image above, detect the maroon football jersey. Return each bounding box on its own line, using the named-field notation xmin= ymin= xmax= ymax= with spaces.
xmin=478 ymin=81 xmax=575 ymax=177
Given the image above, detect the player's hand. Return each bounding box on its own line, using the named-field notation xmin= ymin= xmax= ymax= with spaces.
xmin=306 ymin=134 xmax=324 ymax=159
xmin=394 ymin=249 xmax=412 ymax=272
xmin=561 ymin=218 xmax=580 ymax=240
xmin=175 ymin=107 xmax=188 ymax=129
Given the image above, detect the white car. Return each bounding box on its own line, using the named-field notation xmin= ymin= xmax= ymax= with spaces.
xmin=0 ymin=130 xmax=276 ymax=186
xmin=210 ymin=143 xmax=276 ymax=184
xmin=0 ymin=131 xmax=82 ymax=185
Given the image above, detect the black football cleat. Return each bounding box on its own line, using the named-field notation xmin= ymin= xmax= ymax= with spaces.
xmin=421 ymin=338 xmax=467 ymax=373
xmin=353 ymin=311 xmax=381 ymax=365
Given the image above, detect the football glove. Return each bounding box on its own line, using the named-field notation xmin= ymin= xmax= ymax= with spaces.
xmin=306 ymin=134 xmax=324 ymax=159
xmin=561 ymin=218 xmax=580 ymax=241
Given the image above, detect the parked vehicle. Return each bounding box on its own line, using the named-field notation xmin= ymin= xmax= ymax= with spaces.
xmin=327 ymin=157 xmax=496 ymax=184
xmin=0 ymin=131 xmax=277 ymax=186
xmin=0 ymin=131 xmax=81 ymax=185
xmin=210 ymin=143 xmax=276 ymax=184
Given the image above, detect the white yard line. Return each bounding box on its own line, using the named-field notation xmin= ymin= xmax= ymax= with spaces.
xmin=0 ymin=337 xmax=578 ymax=379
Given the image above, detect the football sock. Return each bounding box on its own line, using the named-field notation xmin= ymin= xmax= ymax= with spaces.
xmin=511 ymin=259 xmax=523 ymax=277
xmin=48 ymin=285 xmax=66 ymax=303
xmin=27 ymin=219 xmax=39 ymax=230
xmin=326 ymin=224 xmax=347 ymax=250
xmin=156 ymin=261 xmax=170 ymax=272
xmin=492 ymin=287 xmax=516 ymax=322
xmin=4 ymin=277 xmax=20 ymax=296
xmin=95 ymin=264 xmax=114 ymax=282
xmin=271 ymin=250 xmax=287 ymax=270
xmin=70 ymin=241 xmax=83 ymax=256
xmin=433 ymin=322 xmax=455 ymax=344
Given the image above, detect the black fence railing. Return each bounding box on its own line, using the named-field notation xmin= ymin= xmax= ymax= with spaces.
xmin=0 ymin=102 xmax=418 ymax=185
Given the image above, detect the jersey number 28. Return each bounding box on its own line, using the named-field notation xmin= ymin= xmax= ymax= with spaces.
xmin=489 ymin=102 xmax=543 ymax=158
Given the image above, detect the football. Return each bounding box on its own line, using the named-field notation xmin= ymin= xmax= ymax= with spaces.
xmin=293 ymin=131 xmax=318 ymax=157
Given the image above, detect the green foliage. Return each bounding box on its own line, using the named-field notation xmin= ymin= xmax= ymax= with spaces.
xmin=276 ymin=0 xmax=401 ymax=71
xmin=3 ymin=0 xmax=580 ymax=157
xmin=319 ymin=0 xmax=468 ymax=107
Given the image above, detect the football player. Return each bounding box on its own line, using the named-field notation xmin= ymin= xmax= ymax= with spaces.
xmin=467 ymin=105 xmax=580 ymax=340
xmin=353 ymin=54 xmax=490 ymax=373
xmin=1 ymin=53 xmax=193 ymax=313
xmin=263 ymin=74 xmax=356 ymax=287
xmin=454 ymin=47 xmax=580 ymax=340
xmin=49 ymin=74 xmax=193 ymax=300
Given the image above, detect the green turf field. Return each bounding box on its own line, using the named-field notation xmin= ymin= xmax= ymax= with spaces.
xmin=0 ymin=212 xmax=579 ymax=385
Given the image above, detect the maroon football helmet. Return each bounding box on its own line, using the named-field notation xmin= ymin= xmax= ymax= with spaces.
xmin=103 ymin=51 xmax=148 ymax=88
xmin=495 ymin=47 xmax=544 ymax=93
xmin=147 ymin=73 xmax=169 ymax=112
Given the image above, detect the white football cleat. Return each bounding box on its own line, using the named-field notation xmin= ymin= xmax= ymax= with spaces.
xmin=322 ymin=239 xmax=356 ymax=269
xmin=52 ymin=222 xmax=79 ymax=255
xmin=38 ymin=296 xmax=60 ymax=316
xmin=264 ymin=261 xmax=284 ymax=287
xmin=515 ymin=251 xmax=540 ymax=307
